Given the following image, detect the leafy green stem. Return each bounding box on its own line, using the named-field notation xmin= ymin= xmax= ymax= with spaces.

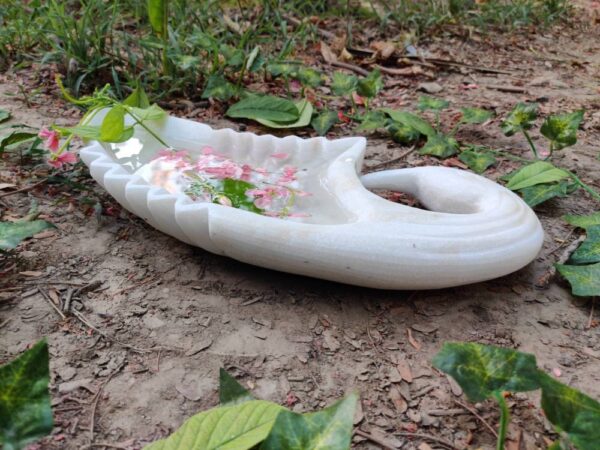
xmin=521 ymin=129 xmax=538 ymax=159
xmin=494 ymin=391 xmax=509 ymax=450
xmin=124 ymin=107 xmax=169 ymax=147
xmin=566 ymin=170 xmax=600 ymax=202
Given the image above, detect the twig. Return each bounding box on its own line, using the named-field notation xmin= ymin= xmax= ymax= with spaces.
xmin=453 ymin=399 xmax=498 ymax=438
xmin=354 ymin=429 xmax=399 ymax=450
xmin=485 ymin=84 xmax=527 ymax=93
xmin=283 ymin=14 xmax=336 ymax=40
xmin=110 ymin=276 xmax=158 ymax=296
xmin=366 ymin=146 xmax=416 ymax=171
xmin=63 ymin=287 xmax=74 ymax=312
xmin=331 ymin=60 xmax=370 ymax=76
xmin=37 ymin=287 xmax=66 ymax=320
xmin=89 ymin=363 xmax=125 ymax=444
xmin=396 ymin=431 xmax=457 ymax=449
xmin=80 ymin=444 xmax=128 ymax=450
xmin=0 ymin=179 xmax=47 ymax=198
xmin=548 ymin=229 xmax=575 ymax=256
xmin=536 ymin=234 xmax=586 ymax=288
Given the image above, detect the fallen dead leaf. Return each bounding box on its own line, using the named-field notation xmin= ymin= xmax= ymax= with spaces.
xmin=407 ymin=328 xmax=421 ymax=350
xmin=320 ymin=41 xmax=337 ymax=64
xmin=19 ymin=271 xmax=43 ymax=277
xmin=397 ymin=359 xmax=413 ymax=383
xmin=389 ymin=385 xmax=408 ymax=413
xmin=34 ymin=230 xmax=56 ymax=239
xmin=0 ymin=183 xmax=16 ymax=190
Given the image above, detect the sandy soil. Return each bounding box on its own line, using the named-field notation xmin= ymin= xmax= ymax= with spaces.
xmin=1 ymin=8 xmax=600 ymax=450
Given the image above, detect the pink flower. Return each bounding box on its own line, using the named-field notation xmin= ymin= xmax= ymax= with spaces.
xmin=153 ymin=149 xmax=188 ymax=161
xmin=278 ymin=165 xmax=298 ymax=184
xmin=271 ymin=153 xmax=289 ymax=159
xmin=202 ymin=146 xmax=215 ymax=155
xmin=246 ymin=186 xmax=288 ymax=209
xmin=39 ymin=128 xmax=60 ymax=152
xmin=47 ymin=151 xmax=77 ymax=169
xmin=288 ymin=212 xmax=310 ymax=218
xmin=240 ymin=164 xmax=253 ymax=181
xmin=352 ymin=92 xmax=365 ymax=106
xmin=204 ymin=160 xmax=242 ymax=179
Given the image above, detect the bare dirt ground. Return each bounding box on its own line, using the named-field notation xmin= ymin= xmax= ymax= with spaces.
xmin=1 ymin=7 xmax=600 ymax=450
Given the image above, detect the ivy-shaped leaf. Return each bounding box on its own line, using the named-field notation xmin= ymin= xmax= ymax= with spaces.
xmin=255 ymin=99 xmax=313 ymax=129
xmin=144 ymin=400 xmax=284 ymax=450
xmin=226 ymin=95 xmax=299 ymax=123
xmin=331 ymin=72 xmax=358 ymax=96
xmin=0 ymin=131 xmax=37 ymax=154
xmin=0 ymin=340 xmax=53 ymax=450
xmin=539 ymin=372 xmax=600 ymax=450
xmin=356 ymin=69 xmax=383 ymax=99
xmin=505 ymin=161 xmax=570 ymax=191
xmin=266 ymin=62 xmax=298 ymax=78
xmin=221 ymin=178 xmax=263 ymax=214
xmin=460 ymin=107 xmax=493 ymax=124
xmin=219 ymin=44 xmax=244 ymax=70
xmin=458 ymin=149 xmax=496 ymax=174
xmin=386 ymin=121 xmax=421 ymax=145
xmin=297 ymin=67 xmax=323 ymax=88
xmin=540 ymin=110 xmax=584 ymax=150
xmin=260 ymin=393 xmax=357 ymax=450
xmin=501 ymin=103 xmax=538 ymax=136
xmin=569 ymin=226 xmax=600 ymax=265
xmin=432 ymin=342 xmax=541 ymax=402
xmin=0 ymin=220 xmax=55 ymax=250
xmin=123 ymin=86 xmax=150 ymax=108
xmin=381 ymin=109 xmax=435 ymax=137
xmin=100 ymin=105 xmax=127 ymax=142
xmin=128 ymin=104 xmax=166 ymax=122
xmin=219 ymin=369 xmax=254 ymax=405
xmin=518 ymin=181 xmax=572 ymax=208
xmin=563 ymin=212 xmax=600 ymax=230
xmin=555 ymin=263 xmax=600 ymax=297
xmin=0 ymin=109 xmax=11 ymax=123
xmin=176 ymin=55 xmax=201 ymax=71
xmin=420 ymin=134 xmax=459 ymax=159
xmin=418 ymin=96 xmax=449 ymax=112
xmin=311 ymin=110 xmax=339 ymax=136
xmin=201 ymin=74 xmax=237 ymax=101
xmin=356 ymin=111 xmax=387 ymax=131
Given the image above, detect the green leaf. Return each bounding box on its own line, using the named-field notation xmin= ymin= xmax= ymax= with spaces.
xmin=381 ymin=109 xmax=435 ymax=137
xmin=175 ymin=55 xmax=201 ymax=71
xmin=144 ymin=400 xmax=284 ymax=450
xmin=219 ymin=45 xmax=245 ymax=70
xmin=518 ymin=181 xmax=571 ymax=207
xmin=420 ymin=134 xmax=459 ymax=159
xmin=0 ymin=340 xmax=53 ymax=449
xmin=386 ymin=120 xmax=421 ymax=145
xmin=187 ymin=30 xmax=215 ymax=49
xmin=226 ymin=95 xmax=299 ymax=123
xmin=563 ymin=212 xmax=600 ymax=230
xmin=147 ymin=0 xmax=166 ymax=35
xmin=432 ymin=342 xmax=541 ymax=402
xmin=356 ymin=69 xmax=383 ymax=99
xmin=458 ymin=149 xmax=496 ymax=174
xmin=0 ymin=131 xmax=37 ymax=153
xmin=100 ymin=106 xmax=126 ymax=142
xmin=417 ymin=95 xmax=449 ymax=112
xmin=260 ymin=393 xmax=357 ymax=450
xmin=541 ymin=110 xmax=584 ymax=150
xmin=0 ymin=220 xmax=55 ymax=250
xmin=555 ymin=263 xmax=600 ymax=297
xmin=266 ymin=62 xmax=298 ymax=78
xmin=123 ymin=86 xmax=150 ymax=108
xmin=331 ymin=72 xmax=358 ymax=96
xmin=356 ymin=111 xmax=387 ymax=132
xmin=311 ymin=110 xmax=339 ymax=136
xmin=219 ymin=369 xmax=253 ymax=405
xmin=201 ymin=74 xmax=237 ymax=101
xmin=297 ymin=67 xmax=322 ymax=88
xmin=570 ymin=226 xmax=600 ymax=264
xmin=460 ymin=107 xmax=493 ymax=124
xmin=246 ymin=46 xmax=261 ymax=72
xmin=128 ymin=104 xmax=166 ymax=122
xmin=0 ymin=109 xmax=10 ymax=123
xmin=501 ymin=102 xmax=538 ymax=136
xmin=539 ymin=372 xmax=600 ymax=450
xmin=505 ymin=161 xmax=570 ymax=191
xmin=221 ymin=178 xmax=262 ymax=213
xmin=255 ymin=99 xmax=313 ymax=129
xmin=58 ymin=125 xmax=102 ymax=140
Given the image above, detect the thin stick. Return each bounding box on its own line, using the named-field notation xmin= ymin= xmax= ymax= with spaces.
xmin=80 ymin=444 xmax=128 ymax=450
xmin=0 ymin=179 xmax=47 ymax=198
xmin=587 ymin=298 xmax=595 ymax=330
xmin=454 ymin=399 xmax=498 ymax=438
xmin=89 ymin=363 xmax=125 ymax=444
xmin=366 ymin=146 xmax=416 ymax=171
xmin=485 ymin=84 xmax=527 ymax=93
xmin=37 ymin=288 xmax=66 ymax=320
xmin=536 ymin=234 xmax=586 ymax=288
xmin=331 ymin=60 xmax=370 ymax=76
xmin=354 ymin=429 xmax=399 ymax=450
xmin=395 ymin=431 xmax=457 ymax=449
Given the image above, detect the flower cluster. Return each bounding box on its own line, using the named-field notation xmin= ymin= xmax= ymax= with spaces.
xmin=38 ymin=128 xmax=77 ymax=169
xmin=149 ymin=147 xmax=311 ymax=219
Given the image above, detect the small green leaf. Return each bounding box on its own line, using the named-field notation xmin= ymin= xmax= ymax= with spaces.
xmin=147 ymin=0 xmax=166 ymax=35
xmin=246 ymin=46 xmax=261 ymax=72
xmin=381 ymin=109 xmax=435 ymax=137
xmin=123 ymin=86 xmax=150 ymax=108
xmin=420 ymin=134 xmax=459 ymax=159
xmin=417 ymin=95 xmax=449 ymax=112
xmin=0 ymin=131 xmax=37 ymax=153
xmin=201 ymin=74 xmax=237 ymax=101
xmin=58 ymin=125 xmax=102 ymax=140
xmin=563 ymin=212 xmax=600 ymax=230
xmin=356 ymin=111 xmax=387 ymax=132
xmin=518 ymin=181 xmax=571 ymax=207
xmin=0 ymin=220 xmax=55 ymax=250
xmin=226 ymin=95 xmax=299 ymax=123
xmin=187 ymin=30 xmax=215 ymax=49
xmin=219 ymin=45 xmax=244 ymax=70
xmin=0 ymin=340 xmax=53 ymax=449
xmin=432 ymin=342 xmax=541 ymax=402
xmin=260 ymin=393 xmax=357 ymax=450
xmin=266 ymin=62 xmax=298 ymax=78
xmin=501 ymin=103 xmax=538 ymax=136
xmin=539 ymin=371 xmax=600 ymax=450
xmin=386 ymin=120 xmax=421 ymax=144
xmin=100 ymin=106 xmax=126 ymax=142
xmin=255 ymin=99 xmax=313 ymax=130
xmin=128 ymin=104 xmax=166 ymax=122
xmin=219 ymin=369 xmax=253 ymax=405
xmin=144 ymin=400 xmax=284 ymax=450
xmin=460 ymin=107 xmax=493 ymax=124
xmin=569 ymin=226 xmax=600 ymax=265
xmin=331 ymin=72 xmax=358 ymax=96
xmin=356 ymin=69 xmax=383 ymax=99
xmin=555 ymin=263 xmax=600 ymax=297
xmin=541 ymin=110 xmax=584 ymax=150
xmin=311 ymin=110 xmax=339 ymax=136
xmin=297 ymin=67 xmax=322 ymax=88
xmin=458 ymin=150 xmax=496 ymax=174
xmin=0 ymin=109 xmax=10 ymax=123
xmin=221 ymin=178 xmax=263 ymax=213
xmin=175 ymin=55 xmax=201 ymax=71
xmin=505 ymin=161 xmax=570 ymax=191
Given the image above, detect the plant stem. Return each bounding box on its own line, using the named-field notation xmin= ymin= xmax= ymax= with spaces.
xmin=567 ymin=170 xmax=600 ymax=202
xmin=494 ymin=391 xmax=509 ymax=450
xmin=125 ymin=108 xmax=169 ymax=147
xmin=521 ymin=129 xmax=538 ymax=159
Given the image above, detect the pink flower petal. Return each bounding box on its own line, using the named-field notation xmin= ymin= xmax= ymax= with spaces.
xmin=271 ymin=153 xmax=289 ymax=159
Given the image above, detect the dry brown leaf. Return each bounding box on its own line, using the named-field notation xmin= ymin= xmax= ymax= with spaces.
xmin=19 ymin=271 xmax=43 ymax=277
xmin=48 ymin=288 xmax=60 ymax=306
xmin=407 ymin=328 xmax=421 ymax=350
xmin=389 ymin=385 xmax=408 ymax=413
xmin=371 ymin=41 xmax=396 ymax=60
xmin=34 ymin=230 xmax=56 ymax=239
xmin=396 ymin=359 xmax=413 ymax=383
xmin=339 ymin=48 xmax=353 ymax=62
xmin=377 ymin=65 xmax=424 ymax=76
xmin=0 ymin=183 xmax=16 ymax=190
xmin=320 ymin=41 xmax=337 ymax=64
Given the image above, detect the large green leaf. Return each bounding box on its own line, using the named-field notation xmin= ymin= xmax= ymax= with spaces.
xmin=255 ymin=99 xmax=313 ymax=129
xmin=460 ymin=107 xmax=493 ymax=124
xmin=518 ymin=181 xmax=571 ymax=207
xmin=458 ymin=149 xmax=496 ymax=174
xmin=356 ymin=69 xmax=383 ymax=99
xmin=128 ymin=104 xmax=166 ymax=122
xmin=420 ymin=134 xmax=459 ymax=159
xmin=297 ymin=67 xmax=322 ymax=88
xmin=311 ymin=110 xmax=339 ymax=136
xmin=381 ymin=109 xmax=435 ymax=137
xmin=563 ymin=212 xmax=600 ymax=230
xmin=226 ymin=95 xmax=299 ymax=123
xmin=0 ymin=109 xmax=10 ymax=123
xmin=202 ymin=74 xmax=237 ymax=101
xmin=260 ymin=393 xmax=357 ymax=450
xmin=331 ymin=72 xmax=357 ymax=97
xmin=0 ymin=340 xmax=53 ymax=450
xmin=219 ymin=369 xmax=253 ymax=405
xmin=0 ymin=220 xmax=55 ymax=250
xmin=569 ymin=226 xmax=600 ymax=264
xmin=221 ymin=179 xmax=262 ymax=213
xmin=356 ymin=111 xmax=387 ymax=132
xmin=266 ymin=62 xmax=298 ymax=78
xmin=123 ymin=86 xmax=150 ymax=108
xmin=539 ymin=372 xmax=600 ymax=450
xmin=386 ymin=120 xmax=421 ymax=144
xmin=144 ymin=400 xmax=284 ymax=450
xmin=0 ymin=131 xmax=37 ymax=154
xmin=505 ymin=161 xmax=569 ymax=191
xmin=147 ymin=0 xmax=166 ymax=35
xmin=59 ymin=125 xmax=102 ymax=140
xmin=556 ymin=263 xmax=600 ymax=297
xmin=540 ymin=110 xmax=583 ymax=150
xmin=100 ymin=106 xmax=126 ymax=142
xmin=432 ymin=342 xmax=541 ymax=402
xmin=417 ymin=95 xmax=449 ymax=112
xmin=501 ymin=102 xmax=538 ymax=136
